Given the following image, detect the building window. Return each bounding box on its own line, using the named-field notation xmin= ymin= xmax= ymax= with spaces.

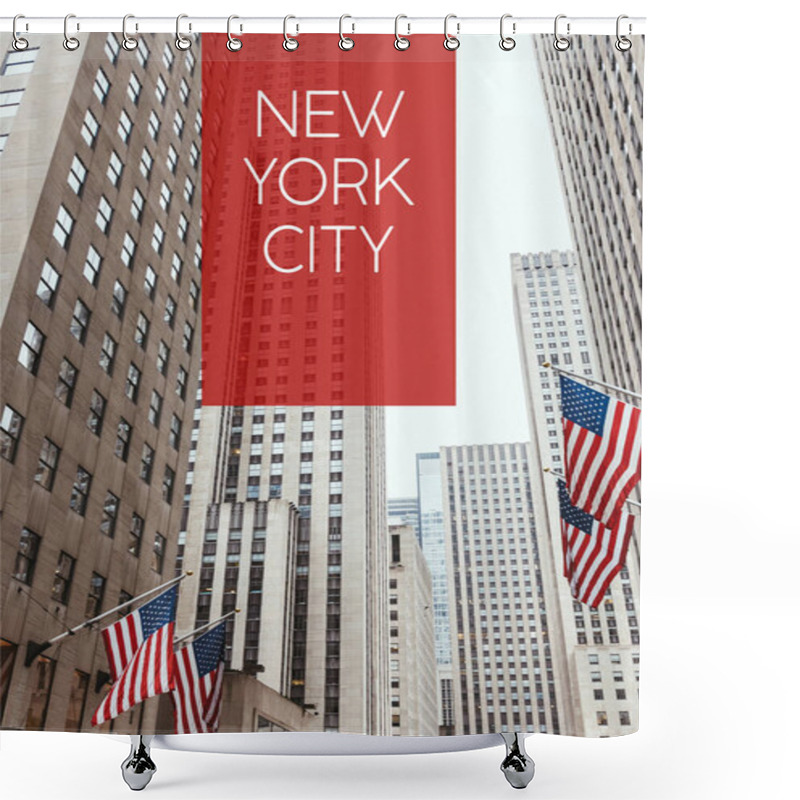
xmin=189 ymin=280 xmax=199 ymax=311
xmin=2 ymin=46 xmax=40 ymax=75
xmin=64 ymin=670 xmax=89 ymax=732
xmin=13 ymin=527 xmax=40 ymax=584
xmin=189 ymin=141 xmax=199 ymax=168
xmin=121 ymin=233 xmax=136 ymax=268
xmin=152 ymin=221 xmax=165 ymax=254
xmin=99 ymin=332 xmax=116 ymax=375
xmin=25 ymin=655 xmax=55 ymax=730
xmin=129 ymin=513 xmax=144 ymax=557
xmin=153 ymin=533 xmax=166 ymax=573
xmin=118 ymin=108 xmax=133 ymax=143
xmin=162 ymin=466 xmax=175 ymax=504
xmin=596 ymin=711 xmax=608 ymax=726
xmin=140 ymin=443 xmax=154 ymax=483
xmin=144 ymin=265 xmax=157 ymax=299
xmin=107 ymin=151 xmax=124 ymax=186
xmin=616 ymin=689 xmax=627 ymax=700
xmin=0 ymin=89 xmax=24 ymax=119
xmin=111 ymin=280 xmax=127 ymax=318
xmin=52 ymin=551 xmax=76 ymax=603
xmin=155 ymin=74 xmax=168 ymax=104
xmin=140 ymin=147 xmax=153 ymax=179
xmin=104 ymin=32 xmax=120 ymax=63
xmin=162 ymin=42 xmax=175 ymax=71
xmin=135 ymin=37 xmax=150 ymax=68
xmin=115 ymin=418 xmax=132 ymax=461
xmin=96 ymin=195 xmax=113 ymax=234
xmin=18 ymin=321 xmax=45 ymax=374
xmin=86 ymin=390 xmax=105 ymax=435
xmin=34 ymin=438 xmax=60 ymax=491
xmin=179 ymin=78 xmax=190 ymax=104
xmin=148 ymin=390 xmax=162 ymax=427
xmin=55 ymin=359 xmax=78 ymax=407
xmin=67 ymin=155 xmax=87 ymax=196
xmin=36 ymin=260 xmax=60 ymax=307
xmin=164 ymin=295 xmax=177 ymax=328
xmin=173 ymin=110 xmax=184 ymax=139
xmin=1 ymin=640 xmax=18 ymax=718
xmin=100 ymin=492 xmax=119 ymax=537
xmin=159 ymin=182 xmax=172 ymax=212
xmin=593 ymin=689 xmax=604 ymax=700
xmin=169 ymin=415 xmax=182 ymax=449
xmin=81 ymin=108 xmax=100 ymax=147
xmin=176 ymin=366 xmax=187 ymax=399
xmin=83 ymin=245 xmax=102 ymax=285
xmin=194 ymin=241 xmax=202 ymax=270
xmin=125 ymin=363 xmax=141 ymax=401
xmin=156 ymin=341 xmax=170 ymax=375
xmin=147 ymin=110 xmax=161 ymax=141
xmin=0 ymin=405 xmax=23 ymax=462
xmin=130 ymin=187 xmax=144 ymax=222
xmin=85 ymin=573 xmax=106 ymax=618
xmin=134 ymin=312 xmax=149 ymax=349
xmin=93 ymin=68 xmax=110 ymax=103
xmin=184 ymin=176 xmax=194 ymax=204
xmin=182 ymin=321 xmax=194 ymax=353
xmin=53 ymin=204 xmax=74 ymax=248
xmin=70 ymin=299 xmax=90 ymax=343
xmin=167 ymin=145 xmax=178 ymax=174
xmin=127 ymin=72 xmax=142 ymax=104
xmin=170 ymin=252 xmax=183 ymax=284
xmin=619 ymin=711 xmax=631 ymax=726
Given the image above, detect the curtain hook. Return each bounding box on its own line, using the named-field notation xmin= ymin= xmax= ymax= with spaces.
xmin=121 ymin=14 xmax=138 ymax=51
xmin=339 ymin=14 xmax=355 ymax=50
xmin=283 ymin=15 xmax=299 ymax=51
xmin=553 ymin=14 xmax=571 ymax=51
xmin=394 ymin=15 xmax=410 ymax=50
xmin=12 ymin=14 xmax=29 ymax=51
xmin=227 ymin=15 xmax=243 ymax=51
xmin=63 ymin=13 xmax=80 ymax=51
xmin=499 ymin=14 xmax=515 ymax=51
xmin=175 ymin=13 xmax=192 ymax=51
xmin=444 ymin=14 xmax=460 ymax=50
xmin=615 ymin=15 xmax=632 ymax=51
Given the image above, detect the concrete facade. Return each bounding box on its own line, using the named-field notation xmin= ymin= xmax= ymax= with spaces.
xmin=1 ymin=33 xmax=202 ymax=733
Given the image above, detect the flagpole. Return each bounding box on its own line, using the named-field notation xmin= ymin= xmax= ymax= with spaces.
xmin=543 ymin=362 xmax=642 ymax=402
xmin=174 ymin=608 xmax=240 ymax=647
xmin=543 ymin=468 xmax=641 ymax=509
xmin=24 ymin=572 xmax=193 ymax=666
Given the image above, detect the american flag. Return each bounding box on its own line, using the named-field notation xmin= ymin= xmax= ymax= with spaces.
xmin=558 ymin=480 xmax=635 ymax=608
xmin=560 ymin=375 xmax=641 ymax=527
xmin=171 ymin=622 xmax=227 ymax=734
xmin=91 ymin=585 xmax=177 ymax=726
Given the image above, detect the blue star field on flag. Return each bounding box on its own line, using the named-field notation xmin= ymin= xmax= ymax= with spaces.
xmin=560 ymin=375 xmax=609 ymax=436
xmin=192 ymin=623 xmax=227 ymax=678
xmin=139 ymin=585 xmax=178 ymax=638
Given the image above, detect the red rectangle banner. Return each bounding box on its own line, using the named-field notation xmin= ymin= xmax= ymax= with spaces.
xmin=201 ymin=35 xmax=456 ymax=406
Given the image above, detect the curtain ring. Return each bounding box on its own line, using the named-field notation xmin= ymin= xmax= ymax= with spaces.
xmin=553 ymin=14 xmax=571 ymax=51
xmin=63 ymin=13 xmax=80 ymax=51
xmin=227 ymin=15 xmax=243 ymax=51
xmin=175 ymin=13 xmax=192 ymax=50
xmin=121 ymin=14 xmax=138 ymax=51
xmin=339 ymin=14 xmax=355 ymax=50
xmin=615 ymin=15 xmax=632 ymax=51
xmin=444 ymin=13 xmax=460 ymax=50
xmin=499 ymin=14 xmax=515 ymax=51
xmin=283 ymin=15 xmax=299 ymax=51
xmin=394 ymin=15 xmax=410 ymax=50
xmin=12 ymin=14 xmax=29 ymax=51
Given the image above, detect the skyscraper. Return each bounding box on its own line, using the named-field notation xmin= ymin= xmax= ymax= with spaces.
xmin=0 ymin=33 xmax=202 ymax=732
xmin=387 ymin=496 xmax=420 ymax=540
xmin=441 ymin=443 xmax=565 ymax=736
xmin=511 ymin=250 xmax=640 ymax=737
xmin=175 ymin=403 xmax=389 ymax=734
xmin=532 ymin=35 xmax=644 ymax=394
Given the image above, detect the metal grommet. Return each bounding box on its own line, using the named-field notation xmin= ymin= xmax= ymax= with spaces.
xmin=339 ymin=14 xmax=355 ymax=50
xmin=394 ymin=15 xmax=410 ymax=50
xmin=444 ymin=13 xmax=460 ymax=50
xmin=12 ymin=14 xmax=29 ymax=51
xmin=227 ymin=15 xmax=243 ymax=51
xmin=63 ymin=13 xmax=80 ymax=51
xmin=553 ymin=14 xmax=571 ymax=51
xmin=283 ymin=15 xmax=299 ymax=51
xmin=175 ymin=13 xmax=192 ymax=51
xmin=499 ymin=14 xmax=515 ymax=51
xmin=615 ymin=14 xmax=632 ymax=52
xmin=121 ymin=14 xmax=138 ymax=51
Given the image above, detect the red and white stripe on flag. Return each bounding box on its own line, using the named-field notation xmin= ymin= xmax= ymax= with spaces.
xmin=91 ymin=586 xmax=177 ymax=726
xmin=560 ymin=375 xmax=641 ymax=526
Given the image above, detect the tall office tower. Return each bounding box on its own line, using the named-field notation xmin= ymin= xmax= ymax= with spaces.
xmin=388 ymin=525 xmax=437 ymax=736
xmin=442 ymin=443 xmax=565 ymax=736
xmin=511 ymin=251 xmax=640 ymax=737
xmin=416 ymin=452 xmax=456 ymax=735
xmin=532 ymin=36 xmax=644 ymax=394
xmin=176 ymin=403 xmax=389 ymax=735
xmin=0 ymin=34 xmax=202 ymax=732
xmin=387 ymin=497 xmax=420 ymax=540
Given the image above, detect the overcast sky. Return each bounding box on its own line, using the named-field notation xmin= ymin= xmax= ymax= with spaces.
xmin=386 ymin=36 xmax=572 ymax=497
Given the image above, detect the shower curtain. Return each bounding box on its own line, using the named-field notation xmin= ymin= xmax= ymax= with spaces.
xmin=0 ymin=26 xmax=643 ymax=743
